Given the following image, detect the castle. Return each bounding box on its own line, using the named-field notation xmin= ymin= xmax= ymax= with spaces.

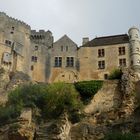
xmin=0 ymin=12 xmax=140 ymax=83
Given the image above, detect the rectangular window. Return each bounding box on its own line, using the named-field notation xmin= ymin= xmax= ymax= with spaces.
xmin=104 ymin=74 xmax=108 ymax=80
xmin=98 ymin=60 xmax=105 ymax=69
xmin=66 ymin=57 xmax=74 ymax=67
xmin=119 ymin=47 xmax=125 ymax=55
xmin=119 ymin=58 xmax=126 ymax=67
xmin=5 ymin=40 xmax=12 ymax=46
xmin=98 ymin=49 xmax=105 ymax=57
xmin=61 ymin=46 xmax=63 ymax=51
xmin=31 ymin=56 xmax=38 ymax=62
xmin=55 ymin=57 xmax=62 ymax=67
xmin=66 ymin=46 xmax=68 ymax=51
xmin=31 ymin=65 xmax=34 ymax=71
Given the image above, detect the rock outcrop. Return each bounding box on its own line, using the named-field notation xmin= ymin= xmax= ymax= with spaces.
xmin=0 ymin=68 xmax=140 ymax=140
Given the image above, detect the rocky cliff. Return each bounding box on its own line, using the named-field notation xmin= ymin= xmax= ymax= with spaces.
xmin=0 ymin=68 xmax=140 ymax=140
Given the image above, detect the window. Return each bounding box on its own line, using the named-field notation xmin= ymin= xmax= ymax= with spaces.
xmin=31 ymin=65 xmax=34 ymax=71
xmin=119 ymin=47 xmax=125 ymax=55
xmin=66 ymin=57 xmax=74 ymax=67
xmin=31 ymin=56 xmax=38 ymax=62
xmin=98 ymin=49 xmax=105 ymax=57
xmin=98 ymin=60 xmax=105 ymax=69
xmin=5 ymin=40 xmax=12 ymax=46
xmin=104 ymin=74 xmax=108 ymax=80
xmin=12 ymin=27 xmax=15 ymax=30
xmin=35 ymin=46 xmax=38 ymax=51
xmin=119 ymin=58 xmax=126 ymax=67
xmin=66 ymin=46 xmax=68 ymax=51
xmin=55 ymin=57 xmax=62 ymax=67
xmin=61 ymin=46 xmax=63 ymax=51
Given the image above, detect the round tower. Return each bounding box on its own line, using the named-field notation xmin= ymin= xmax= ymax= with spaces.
xmin=128 ymin=26 xmax=140 ymax=72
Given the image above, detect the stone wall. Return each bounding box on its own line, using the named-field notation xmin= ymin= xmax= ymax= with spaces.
xmin=78 ymin=43 xmax=130 ymax=81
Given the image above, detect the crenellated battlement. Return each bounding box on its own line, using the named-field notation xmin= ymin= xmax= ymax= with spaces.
xmin=31 ymin=30 xmax=52 ymax=35
xmin=0 ymin=12 xmax=30 ymax=29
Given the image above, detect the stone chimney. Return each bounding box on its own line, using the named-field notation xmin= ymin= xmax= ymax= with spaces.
xmin=82 ymin=37 xmax=89 ymax=45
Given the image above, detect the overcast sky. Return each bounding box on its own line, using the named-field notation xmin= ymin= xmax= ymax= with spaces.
xmin=0 ymin=0 xmax=140 ymax=45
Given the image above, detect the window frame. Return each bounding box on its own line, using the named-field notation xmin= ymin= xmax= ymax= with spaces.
xmin=66 ymin=57 xmax=74 ymax=67
xmin=98 ymin=60 xmax=105 ymax=69
xmin=54 ymin=57 xmax=62 ymax=67
xmin=98 ymin=49 xmax=105 ymax=57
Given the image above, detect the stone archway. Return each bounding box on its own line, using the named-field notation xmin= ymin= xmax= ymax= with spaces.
xmin=54 ymin=70 xmax=78 ymax=83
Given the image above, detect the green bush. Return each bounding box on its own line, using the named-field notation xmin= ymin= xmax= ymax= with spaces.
xmin=74 ymin=80 xmax=103 ymax=104
xmin=7 ymin=83 xmax=83 ymax=120
xmin=108 ymin=69 xmax=122 ymax=80
xmin=41 ymin=83 xmax=83 ymax=119
xmin=0 ymin=106 xmax=20 ymax=124
xmin=104 ymin=132 xmax=140 ymax=140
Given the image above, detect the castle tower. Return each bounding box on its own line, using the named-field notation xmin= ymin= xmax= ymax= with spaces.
xmin=128 ymin=26 xmax=140 ymax=72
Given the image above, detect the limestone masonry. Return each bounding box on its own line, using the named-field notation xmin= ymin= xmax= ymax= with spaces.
xmin=0 ymin=12 xmax=140 ymax=82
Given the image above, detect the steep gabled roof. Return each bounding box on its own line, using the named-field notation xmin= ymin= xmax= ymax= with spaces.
xmin=54 ymin=35 xmax=77 ymax=47
xmin=82 ymin=34 xmax=129 ymax=47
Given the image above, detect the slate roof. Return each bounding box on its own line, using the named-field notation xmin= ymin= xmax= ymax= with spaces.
xmin=82 ymin=34 xmax=129 ymax=47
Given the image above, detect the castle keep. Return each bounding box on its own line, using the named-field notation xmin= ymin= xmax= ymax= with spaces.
xmin=0 ymin=12 xmax=139 ymax=82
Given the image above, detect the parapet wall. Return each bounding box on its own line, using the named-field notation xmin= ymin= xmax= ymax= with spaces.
xmin=0 ymin=12 xmax=30 ymax=30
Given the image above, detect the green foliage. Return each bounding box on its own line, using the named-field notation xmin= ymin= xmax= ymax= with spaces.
xmin=108 ymin=69 xmax=122 ymax=80
xmin=41 ymin=83 xmax=83 ymax=119
xmin=7 ymin=83 xmax=83 ymax=120
xmin=74 ymin=80 xmax=103 ymax=104
xmin=0 ymin=106 xmax=20 ymax=124
xmin=104 ymin=132 xmax=140 ymax=140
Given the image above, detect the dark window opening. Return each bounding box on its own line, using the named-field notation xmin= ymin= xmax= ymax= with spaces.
xmin=55 ymin=57 xmax=62 ymax=67
xmin=35 ymin=46 xmax=38 ymax=50
xmin=104 ymin=74 xmax=108 ymax=80
xmin=66 ymin=46 xmax=68 ymax=51
xmin=5 ymin=40 xmax=12 ymax=46
xmin=31 ymin=56 xmax=38 ymax=62
xmin=98 ymin=49 xmax=105 ymax=57
xmin=61 ymin=46 xmax=63 ymax=51
xmin=119 ymin=47 xmax=125 ymax=55
xmin=98 ymin=60 xmax=105 ymax=69
xmin=66 ymin=57 xmax=74 ymax=67
xmin=31 ymin=65 xmax=34 ymax=71
xmin=119 ymin=58 xmax=126 ymax=67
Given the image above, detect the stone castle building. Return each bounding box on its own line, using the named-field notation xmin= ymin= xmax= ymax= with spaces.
xmin=0 ymin=12 xmax=140 ymax=83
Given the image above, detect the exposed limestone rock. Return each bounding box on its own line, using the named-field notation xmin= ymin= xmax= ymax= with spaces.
xmin=0 ymin=68 xmax=10 ymax=105
xmin=0 ymin=108 xmax=35 ymax=140
xmin=84 ymin=80 xmax=121 ymax=114
xmin=36 ymin=113 xmax=71 ymax=140
xmin=0 ymin=68 xmax=140 ymax=140
xmin=7 ymin=71 xmax=31 ymax=90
